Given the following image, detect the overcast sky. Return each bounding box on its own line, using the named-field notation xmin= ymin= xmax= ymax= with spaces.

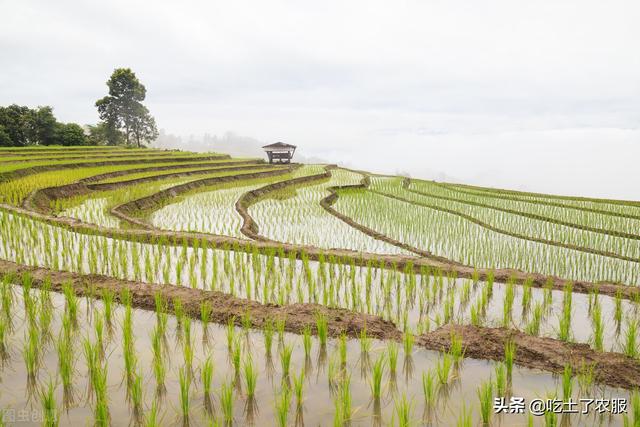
xmin=1 ymin=0 xmax=639 ymax=198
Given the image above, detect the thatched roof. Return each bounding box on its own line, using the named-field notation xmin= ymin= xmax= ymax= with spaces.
xmin=262 ymin=142 xmax=296 ymax=150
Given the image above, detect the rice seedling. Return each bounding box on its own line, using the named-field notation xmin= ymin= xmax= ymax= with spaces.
xmin=456 ymin=402 xmax=473 ymax=427
xmin=561 ymin=364 xmax=573 ymax=402
xmin=436 ymin=353 xmax=452 ymax=385
xmin=577 ymin=361 xmax=595 ymax=394
xmin=41 ymin=379 xmax=59 ymax=427
xmin=558 ymin=282 xmax=573 ymax=342
xmin=144 ymin=400 xmax=159 ymax=427
xmin=316 ymin=312 xmax=328 ymax=348
xmin=477 ymin=380 xmax=493 ymax=426
xmin=302 ymin=325 xmax=312 ymax=358
xmin=494 ymin=363 xmax=507 ymax=397
xmin=449 ymin=331 xmax=464 ymax=364
xmin=293 ymin=369 xmax=305 ymax=409
xmin=130 ymin=369 xmax=144 ymax=422
xmin=543 ymin=392 xmax=558 ymax=427
xmin=623 ymin=390 xmax=640 ymax=427
xmin=525 ymin=302 xmax=543 ymax=336
xmin=56 ymin=330 xmax=75 ymax=405
xmin=421 ymin=369 xmax=438 ymax=411
xmin=370 ymin=353 xmax=385 ymax=401
xmin=403 ymin=330 xmax=414 ymax=356
xmin=257 ymin=317 xmax=272 ymax=352
xmin=178 ymin=366 xmax=191 ymax=424
xmin=338 ymin=333 xmax=348 ymax=367
xmin=244 ymin=355 xmax=258 ymax=398
xmin=393 ymin=393 xmax=413 ymax=427
xmin=226 ymin=316 xmax=236 ymax=350
xmin=387 ymin=341 xmax=399 ymax=376
xmin=219 ymin=380 xmax=234 ymax=425
xmin=591 ymin=302 xmax=604 ymax=351
xmin=623 ymin=318 xmax=638 ymax=359
xmin=280 ymin=343 xmax=293 ymax=379
xmin=275 ymin=384 xmax=291 ymax=427
xmin=101 ymin=288 xmax=114 ymax=326
xmin=504 ymin=339 xmax=516 ymax=381
xmin=231 ymin=338 xmax=242 ymax=380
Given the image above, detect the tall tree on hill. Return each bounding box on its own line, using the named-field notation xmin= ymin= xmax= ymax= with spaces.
xmin=95 ymin=68 xmax=158 ymax=147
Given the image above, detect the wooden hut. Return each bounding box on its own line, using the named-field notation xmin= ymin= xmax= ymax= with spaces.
xmin=262 ymin=142 xmax=297 ymax=164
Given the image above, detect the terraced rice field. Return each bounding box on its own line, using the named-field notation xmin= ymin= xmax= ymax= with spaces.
xmin=0 ymin=146 xmax=638 ymax=426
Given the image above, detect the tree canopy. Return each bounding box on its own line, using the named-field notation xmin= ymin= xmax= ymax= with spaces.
xmin=95 ymin=68 xmax=158 ymax=147
xmin=0 ymin=104 xmax=88 ymax=146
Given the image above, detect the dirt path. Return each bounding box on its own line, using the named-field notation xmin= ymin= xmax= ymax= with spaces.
xmin=2 ymin=258 xmax=638 ymax=390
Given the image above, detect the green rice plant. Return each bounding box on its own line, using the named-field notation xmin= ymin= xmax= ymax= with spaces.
xmin=280 ymin=343 xmax=293 ymax=378
xmin=241 ymin=311 xmax=252 ymax=334
xmin=338 ymin=333 xmax=347 ymax=367
xmin=421 ymin=370 xmax=438 ymax=410
xmin=178 ymin=366 xmax=191 ymax=423
xmin=543 ymin=393 xmax=558 ymax=427
xmin=359 ymin=328 xmax=371 ymax=355
xmin=557 ymin=282 xmax=573 ymax=342
xmin=316 ymin=312 xmax=328 ymax=348
xmin=403 ymin=330 xmax=414 ymax=356
xmin=494 ymin=363 xmax=507 ymax=396
xmin=293 ymin=369 xmax=305 ymax=409
xmin=477 ymin=380 xmax=493 ymax=426
xmin=591 ymin=302 xmax=604 ymax=351
xmin=623 ymin=318 xmax=638 ymax=359
xmin=502 ymin=280 xmax=515 ymax=327
xmin=577 ymin=361 xmax=595 ymax=394
xmin=62 ymin=281 xmax=78 ymax=325
xmin=436 ymin=353 xmax=452 ymax=385
xmin=23 ymin=323 xmax=40 ymax=384
xmin=370 ymin=354 xmax=385 ymax=401
xmin=130 ymin=369 xmax=143 ymax=421
xmin=387 ymin=341 xmax=399 ymax=375
xmin=449 ymin=331 xmax=464 ymax=364
xmin=504 ymin=339 xmax=516 ymax=381
xmin=337 ymin=374 xmax=352 ymax=423
xmin=561 ymin=364 xmax=573 ymax=402
xmin=231 ymin=338 xmax=242 ymax=379
xmin=144 ymin=400 xmax=159 ymax=427
xmin=0 ymin=316 xmax=6 ymax=361
xmin=55 ymin=331 xmax=74 ymax=399
xmin=226 ymin=316 xmax=236 ymax=350
xmin=101 ymin=288 xmax=114 ymax=326
xmin=263 ymin=318 xmax=275 ymax=355
xmin=275 ymin=384 xmax=291 ymax=427
xmin=525 ymin=302 xmax=543 ymax=336
xmin=219 ymin=380 xmax=234 ymax=425
xmin=41 ymin=379 xmax=59 ymax=427
xmin=456 ymin=402 xmax=472 ymax=427
xmin=151 ymin=326 xmax=165 ymax=393
xmin=614 ymin=289 xmax=623 ymax=327
xmin=393 ymin=393 xmax=413 ymax=427
xmin=302 ymin=325 xmax=312 ymax=358
xmin=623 ymin=390 xmax=640 ymax=427
xmin=244 ymin=356 xmax=258 ymax=398
xmin=521 ymin=277 xmax=533 ymax=310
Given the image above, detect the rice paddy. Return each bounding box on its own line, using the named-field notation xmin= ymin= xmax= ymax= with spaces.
xmin=0 ymin=146 xmax=637 ymax=426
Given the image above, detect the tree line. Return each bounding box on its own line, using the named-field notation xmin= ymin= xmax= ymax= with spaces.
xmin=0 ymin=68 xmax=158 ymax=148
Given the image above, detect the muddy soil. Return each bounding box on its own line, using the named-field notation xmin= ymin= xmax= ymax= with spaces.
xmin=419 ymin=324 xmax=640 ymax=390
xmin=2 ymin=258 xmax=638 ymax=390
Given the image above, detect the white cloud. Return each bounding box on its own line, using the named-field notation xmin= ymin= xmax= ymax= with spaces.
xmin=1 ymin=0 xmax=638 ymax=197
